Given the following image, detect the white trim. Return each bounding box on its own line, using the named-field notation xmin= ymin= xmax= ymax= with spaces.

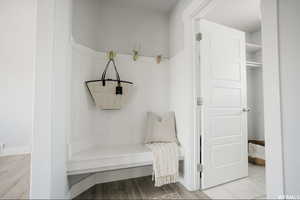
xmin=261 ymin=0 xmax=285 ymax=198
xmin=0 ymin=146 xmax=31 ymax=157
xmin=181 ymin=0 xmax=217 ymax=191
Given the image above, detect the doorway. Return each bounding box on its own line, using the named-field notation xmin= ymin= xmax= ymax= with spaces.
xmin=194 ymin=0 xmax=266 ymax=198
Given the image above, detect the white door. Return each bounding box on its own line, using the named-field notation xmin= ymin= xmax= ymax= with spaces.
xmin=199 ymin=20 xmax=248 ymax=189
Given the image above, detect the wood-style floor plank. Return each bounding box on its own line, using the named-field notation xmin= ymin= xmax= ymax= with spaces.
xmin=0 ymin=154 xmax=30 ymax=199
xmin=75 ymin=176 xmax=210 ymax=199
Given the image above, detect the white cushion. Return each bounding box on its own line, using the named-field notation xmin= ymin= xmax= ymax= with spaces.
xmin=145 ymin=112 xmax=179 ymax=144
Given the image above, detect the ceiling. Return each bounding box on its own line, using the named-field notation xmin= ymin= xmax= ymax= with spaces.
xmin=104 ymin=0 xmax=179 ymax=14
xmin=204 ymin=0 xmax=261 ymax=32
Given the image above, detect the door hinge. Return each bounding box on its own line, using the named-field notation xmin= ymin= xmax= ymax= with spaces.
xmin=197 ymin=164 xmax=203 ymax=172
xmin=196 ymin=33 xmax=202 ymax=41
xmin=197 ymin=97 xmax=203 ymax=106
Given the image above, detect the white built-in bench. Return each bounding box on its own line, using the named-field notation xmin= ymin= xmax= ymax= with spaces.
xmin=67 ymin=144 xmax=184 ymax=198
xmin=67 ymin=144 xmax=184 ymax=176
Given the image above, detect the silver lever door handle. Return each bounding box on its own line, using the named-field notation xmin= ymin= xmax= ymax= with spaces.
xmin=242 ymin=108 xmax=251 ymax=112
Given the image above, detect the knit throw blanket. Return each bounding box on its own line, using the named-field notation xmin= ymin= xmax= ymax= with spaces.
xmin=146 ymin=142 xmax=179 ymax=187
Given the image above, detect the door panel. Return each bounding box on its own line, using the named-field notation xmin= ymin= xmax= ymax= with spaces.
xmin=211 ymin=87 xmax=242 ymax=107
xmin=210 ymin=115 xmax=242 ymax=138
xmin=211 ymin=38 xmax=241 ymax=81
xmin=212 ymin=143 xmax=242 ymax=167
xmin=200 ymin=20 xmax=248 ymax=189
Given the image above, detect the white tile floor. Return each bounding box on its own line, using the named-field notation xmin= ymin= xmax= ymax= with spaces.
xmin=203 ymin=164 xmax=266 ymax=199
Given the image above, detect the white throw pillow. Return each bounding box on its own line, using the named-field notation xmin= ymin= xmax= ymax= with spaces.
xmin=145 ymin=112 xmax=179 ymax=144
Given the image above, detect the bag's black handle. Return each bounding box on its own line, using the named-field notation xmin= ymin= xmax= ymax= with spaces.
xmin=100 ymin=58 xmax=123 ymax=95
xmin=101 ymin=58 xmax=121 ymax=86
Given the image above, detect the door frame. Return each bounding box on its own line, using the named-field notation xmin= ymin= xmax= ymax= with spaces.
xmin=181 ymin=0 xmax=285 ymax=197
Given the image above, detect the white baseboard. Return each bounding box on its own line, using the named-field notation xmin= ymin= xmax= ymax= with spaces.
xmin=0 ymin=146 xmax=31 ymax=157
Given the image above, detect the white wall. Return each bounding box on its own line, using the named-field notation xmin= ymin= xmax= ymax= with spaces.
xmin=169 ymin=0 xmax=193 ymax=57
xmin=31 ymin=0 xmax=71 ymax=198
xmin=31 ymin=0 xmax=54 ymax=197
xmin=73 ymin=0 xmax=170 ymax=58
xmin=261 ymin=0 xmax=285 ymax=197
xmin=70 ymin=42 xmax=170 ymax=155
xmin=246 ymin=30 xmax=265 ymax=141
xmin=169 ymin=0 xmax=197 ymax=190
xmin=0 ymin=0 xmax=36 ymax=155
xmin=50 ymin=0 xmax=72 ymax=198
xmin=278 ymin=0 xmax=300 ymax=194
xmin=247 ymin=68 xmax=265 ymax=140
xmin=169 ymin=51 xmax=195 ymax=189
xmin=246 ymin=30 xmax=262 ymax=45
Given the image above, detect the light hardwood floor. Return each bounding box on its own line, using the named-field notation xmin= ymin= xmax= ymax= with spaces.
xmin=75 ymin=164 xmax=265 ymax=200
xmin=75 ymin=176 xmax=210 ymax=199
xmin=0 ymin=154 xmax=30 ymax=199
xmin=0 ymin=155 xmax=264 ymax=200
